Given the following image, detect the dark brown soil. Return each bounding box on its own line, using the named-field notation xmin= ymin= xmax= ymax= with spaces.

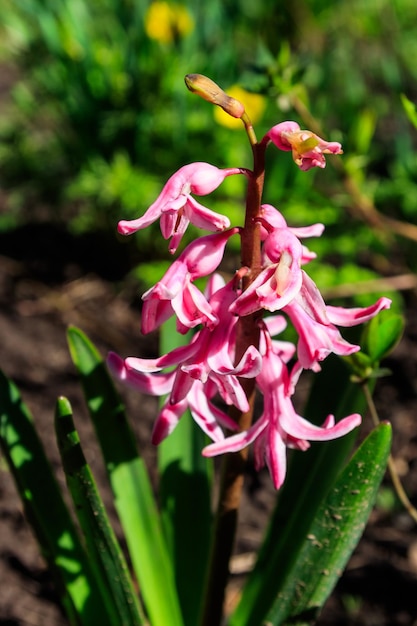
xmin=1 ymin=224 xmax=417 ymax=626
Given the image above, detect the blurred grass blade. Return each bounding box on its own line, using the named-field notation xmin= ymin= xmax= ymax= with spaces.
xmin=158 ymin=415 xmax=212 ymax=626
xmin=67 ymin=326 xmax=184 ymax=626
xmin=158 ymin=317 xmax=213 ymax=626
xmin=158 ymin=317 xmax=213 ymax=622
xmin=265 ymin=422 xmax=392 ymax=625
xmin=0 ymin=370 xmax=109 ymax=625
xmin=55 ymin=396 xmax=144 ymax=625
xmin=230 ymin=355 xmax=368 ymax=626
xmin=401 ymin=93 xmax=417 ymax=130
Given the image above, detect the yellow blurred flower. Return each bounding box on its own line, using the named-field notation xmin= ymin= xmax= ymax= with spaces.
xmin=145 ymin=1 xmax=194 ymax=44
xmin=214 ymin=85 xmax=266 ymax=129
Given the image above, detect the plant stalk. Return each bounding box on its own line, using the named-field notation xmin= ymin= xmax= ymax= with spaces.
xmin=200 ymin=139 xmax=266 ymax=626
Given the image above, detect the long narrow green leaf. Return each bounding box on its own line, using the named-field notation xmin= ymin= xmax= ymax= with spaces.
xmin=67 ymin=326 xmax=183 ymax=626
xmin=55 ymin=396 xmax=144 ymax=626
xmin=266 ymin=422 xmax=392 ymax=625
xmin=0 ymin=370 xmax=109 ymax=626
xmin=158 ymin=318 xmax=213 ymax=626
xmin=230 ymin=355 xmax=368 ymax=626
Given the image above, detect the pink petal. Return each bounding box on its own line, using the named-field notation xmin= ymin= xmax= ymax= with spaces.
xmin=202 ymin=414 xmax=269 ymax=457
xmin=326 ymin=297 xmax=392 ymax=327
xmin=286 ymin=301 xmax=359 ymax=370
xmin=184 ymin=229 xmax=239 ymax=279
xmin=210 ymin=371 xmax=250 ymax=413
xmin=107 ymin=352 xmax=175 ymax=395
xmin=173 ymin=280 xmax=217 ymax=329
xmin=279 ymin=403 xmax=362 ymax=441
xmin=183 ymin=196 xmax=231 ymax=232
xmin=126 ymin=339 xmax=198 ymax=371
xmin=187 ymin=383 xmax=229 ymax=442
xmin=230 ymin=266 xmax=277 ymax=316
xmin=266 ymin=121 xmax=301 ymax=151
xmin=152 ymin=399 xmax=188 ymax=444
xmin=141 ymin=298 xmax=174 ymax=334
xmin=264 ymin=424 xmax=288 ymax=489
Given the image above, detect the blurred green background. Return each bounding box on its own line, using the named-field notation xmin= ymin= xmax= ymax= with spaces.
xmin=0 ymin=0 xmax=416 ymax=305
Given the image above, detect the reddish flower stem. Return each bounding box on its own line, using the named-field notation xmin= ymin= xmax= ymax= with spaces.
xmin=200 ymin=140 xmax=266 ymax=626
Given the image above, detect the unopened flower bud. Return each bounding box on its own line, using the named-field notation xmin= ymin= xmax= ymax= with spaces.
xmin=185 ymin=73 xmax=245 ymax=119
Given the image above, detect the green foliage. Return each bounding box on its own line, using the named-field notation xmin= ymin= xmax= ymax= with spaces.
xmin=344 ymin=310 xmax=405 ymax=382
xmin=265 ymin=423 xmax=392 ymax=626
xmin=66 ymin=326 xmax=185 ymax=626
xmin=55 ymin=396 xmax=145 ymax=625
xmin=0 ymin=370 xmax=113 ymax=625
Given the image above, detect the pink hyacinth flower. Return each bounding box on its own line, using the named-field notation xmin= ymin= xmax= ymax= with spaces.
xmin=259 ymin=204 xmax=324 ymax=263
xmin=266 ymin=121 xmax=343 ymax=171
xmin=141 ymin=228 xmax=239 ymax=334
xmin=284 ymin=272 xmax=392 ymax=371
xmin=203 ymin=329 xmax=361 ymax=489
xmin=108 ymin=275 xmax=262 ymax=445
xmin=117 ymin=162 xmax=247 ymax=253
xmin=229 ymin=227 xmax=304 ymax=316
xmin=108 ymin=353 xmax=238 ymax=445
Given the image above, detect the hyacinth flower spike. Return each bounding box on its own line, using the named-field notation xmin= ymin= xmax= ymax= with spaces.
xmin=104 ymin=74 xmax=395 ymax=626
xmin=117 ymin=162 xmax=248 ymax=252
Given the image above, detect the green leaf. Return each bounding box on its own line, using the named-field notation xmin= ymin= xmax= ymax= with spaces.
xmin=363 ymin=313 xmax=404 ymax=364
xmin=0 ymin=370 xmax=109 ymax=626
xmin=265 ymin=422 xmax=391 ymax=625
xmin=351 ymin=108 xmax=377 ymax=155
xmin=230 ymin=355 xmax=367 ymax=626
xmin=55 ymin=396 xmax=144 ymax=626
xmin=67 ymin=326 xmax=184 ymax=626
xmin=401 ymin=93 xmax=417 ymax=130
xmin=158 ymin=318 xmax=213 ymax=626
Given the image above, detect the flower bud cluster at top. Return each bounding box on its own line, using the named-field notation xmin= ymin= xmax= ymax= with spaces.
xmin=108 ymin=76 xmax=391 ymax=489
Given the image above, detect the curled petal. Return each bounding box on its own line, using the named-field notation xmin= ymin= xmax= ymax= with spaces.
xmin=285 ymin=301 xmax=360 ymax=370
xmin=173 ymin=279 xmax=218 ymax=330
xmin=326 ymin=297 xmax=392 ymax=327
xmin=126 ymin=339 xmax=198 ymax=371
xmin=141 ymin=231 xmax=239 ymax=333
xmin=208 ymin=343 xmax=262 ymax=378
xmin=183 ymin=195 xmax=231 ymax=232
xmin=280 ymin=407 xmax=361 ymax=441
xmin=202 ymin=413 xmax=269 ymax=457
xmin=107 ymin=352 xmax=175 ymax=395
xmin=228 ymin=345 xmax=263 ymax=378
xmin=188 ymin=383 xmax=237 ymax=442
